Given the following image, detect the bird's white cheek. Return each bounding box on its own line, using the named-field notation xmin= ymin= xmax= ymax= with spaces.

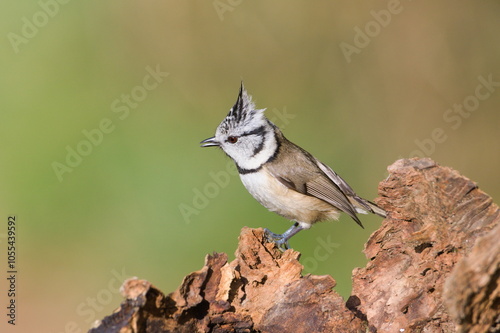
xmin=220 ymin=145 xmax=238 ymax=160
xmin=233 ymin=137 xmax=277 ymax=171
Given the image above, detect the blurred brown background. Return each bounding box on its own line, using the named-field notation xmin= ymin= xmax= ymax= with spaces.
xmin=0 ymin=1 xmax=499 ymax=332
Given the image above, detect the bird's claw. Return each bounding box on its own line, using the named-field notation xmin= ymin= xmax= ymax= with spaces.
xmin=263 ymin=228 xmax=291 ymax=252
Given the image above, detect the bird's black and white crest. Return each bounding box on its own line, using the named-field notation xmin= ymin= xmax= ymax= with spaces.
xmin=217 ymin=82 xmax=266 ymax=135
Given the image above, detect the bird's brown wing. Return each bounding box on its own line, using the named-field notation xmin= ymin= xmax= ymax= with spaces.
xmin=316 ymin=159 xmax=387 ymax=218
xmin=266 ymin=139 xmax=363 ymax=227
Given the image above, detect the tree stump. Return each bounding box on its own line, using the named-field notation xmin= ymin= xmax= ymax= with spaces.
xmin=88 ymin=158 xmax=500 ymax=333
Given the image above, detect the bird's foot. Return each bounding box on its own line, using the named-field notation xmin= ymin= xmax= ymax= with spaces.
xmin=263 ymin=228 xmax=290 ymax=252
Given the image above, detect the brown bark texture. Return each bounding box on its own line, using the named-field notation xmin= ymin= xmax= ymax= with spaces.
xmin=88 ymin=158 xmax=500 ymax=333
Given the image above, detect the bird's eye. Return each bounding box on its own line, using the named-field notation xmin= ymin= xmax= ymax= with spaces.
xmin=227 ymin=136 xmax=238 ymax=144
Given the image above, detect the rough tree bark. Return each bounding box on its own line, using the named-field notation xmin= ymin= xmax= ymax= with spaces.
xmin=88 ymin=158 xmax=500 ymax=333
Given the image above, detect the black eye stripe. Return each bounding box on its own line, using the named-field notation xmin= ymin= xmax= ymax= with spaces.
xmin=241 ymin=126 xmax=266 ymax=137
xmin=226 ymin=126 xmax=267 ymax=149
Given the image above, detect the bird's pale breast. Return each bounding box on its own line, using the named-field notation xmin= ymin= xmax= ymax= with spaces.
xmin=239 ymin=168 xmax=341 ymax=224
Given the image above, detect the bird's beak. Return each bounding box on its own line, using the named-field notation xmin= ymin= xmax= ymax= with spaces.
xmin=200 ymin=137 xmax=220 ymax=147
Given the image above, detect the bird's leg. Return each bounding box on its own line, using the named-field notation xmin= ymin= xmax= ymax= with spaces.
xmin=264 ymin=222 xmax=304 ymax=251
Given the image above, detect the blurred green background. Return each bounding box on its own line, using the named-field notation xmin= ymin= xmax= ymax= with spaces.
xmin=1 ymin=1 xmax=499 ymax=332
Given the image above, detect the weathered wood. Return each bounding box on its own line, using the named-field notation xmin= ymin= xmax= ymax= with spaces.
xmin=350 ymin=158 xmax=499 ymax=332
xmin=89 ymin=158 xmax=500 ymax=333
xmin=444 ymin=221 xmax=500 ymax=332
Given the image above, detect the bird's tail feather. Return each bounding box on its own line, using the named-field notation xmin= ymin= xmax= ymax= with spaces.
xmin=352 ymin=196 xmax=387 ymax=218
